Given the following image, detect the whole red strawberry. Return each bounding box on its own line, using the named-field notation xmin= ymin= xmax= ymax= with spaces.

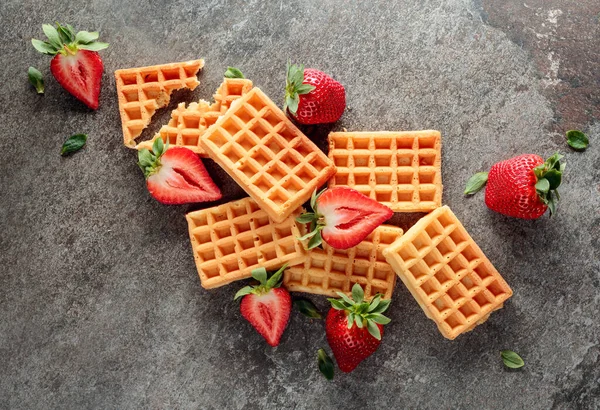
xmin=234 ymin=265 xmax=291 ymax=347
xmin=326 ymin=284 xmax=391 ymax=373
xmin=297 ymin=187 xmax=393 ymax=250
xmin=284 ymin=62 xmax=345 ymax=124
xmin=465 ymin=153 xmax=565 ymax=219
xmin=32 ymin=23 xmax=108 ymax=109
xmin=137 ymin=139 xmax=222 ymax=205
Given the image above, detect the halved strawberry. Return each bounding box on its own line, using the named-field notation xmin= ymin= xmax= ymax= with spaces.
xmin=137 ymin=139 xmax=222 ymax=205
xmin=297 ymin=187 xmax=393 ymax=250
xmin=32 ymin=23 xmax=109 ymax=109
xmin=234 ymin=265 xmax=291 ymax=347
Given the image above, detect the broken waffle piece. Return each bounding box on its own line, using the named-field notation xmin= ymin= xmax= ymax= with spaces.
xmin=328 ymin=130 xmax=442 ymax=212
xmin=115 ymin=59 xmax=204 ymax=147
xmin=382 ymin=206 xmax=512 ymax=339
xmin=186 ymin=197 xmax=307 ymax=289
xmin=136 ymin=77 xmax=253 ymax=155
xmin=284 ymin=225 xmax=403 ymax=299
xmin=200 ymin=87 xmax=337 ymax=223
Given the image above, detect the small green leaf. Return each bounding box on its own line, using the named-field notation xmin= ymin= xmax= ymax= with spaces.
xmin=351 ymin=283 xmax=364 ymax=303
xmin=251 ymin=267 xmax=268 ymax=285
xmin=297 ymin=230 xmax=318 ymax=241
xmin=310 ymin=189 xmax=318 ymax=210
xmin=75 ymin=30 xmax=99 ymax=44
xmin=296 ymin=83 xmax=316 ymax=95
xmin=370 ymin=315 xmax=391 ymax=325
xmin=307 ymin=230 xmax=323 ymax=249
xmin=78 ymin=42 xmax=109 ymax=51
xmin=42 ymin=24 xmax=63 ymax=49
xmin=328 ymin=299 xmax=347 ymax=310
xmin=566 ymin=130 xmax=589 ymax=151
xmin=535 ymin=178 xmax=549 ymax=193
xmin=266 ymin=263 xmax=287 ymax=288
xmin=464 ymin=172 xmax=489 ymax=195
xmin=354 ymin=315 xmax=363 ymax=328
xmin=336 ymin=292 xmax=355 ymax=306
xmin=317 ymin=349 xmax=334 ymax=380
xmin=137 ymin=149 xmax=155 ymax=173
xmin=544 ymin=169 xmax=562 ymax=190
xmin=224 ymin=67 xmax=245 ymax=79
xmin=234 ymin=286 xmax=254 ymax=300
xmin=60 ymin=133 xmax=87 ymax=156
xmin=56 ymin=23 xmax=75 ymax=43
xmin=28 ymin=67 xmax=44 ymax=94
xmin=294 ymin=298 xmax=322 ymax=319
xmin=347 ymin=313 xmax=355 ymax=329
xmin=367 ymin=294 xmax=381 ymax=312
xmin=547 ymin=192 xmax=557 ymax=216
xmin=152 ymin=137 xmax=164 ymax=156
xmin=296 ymin=213 xmax=316 ymax=223
xmin=501 ymin=350 xmax=524 ymax=369
xmin=286 ymin=95 xmax=299 ymax=115
xmin=31 ymin=39 xmax=56 ymax=55
xmin=369 ymin=298 xmax=391 ymax=314
xmin=366 ymin=320 xmax=381 ymax=340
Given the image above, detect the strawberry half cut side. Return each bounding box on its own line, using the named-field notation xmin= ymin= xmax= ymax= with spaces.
xmin=234 ymin=265 xmax=292 ymax=347
xmin=137 ymin=139 xmax=222 ymax=205
xmin=296 ymin=187 xmax=393 ymax=250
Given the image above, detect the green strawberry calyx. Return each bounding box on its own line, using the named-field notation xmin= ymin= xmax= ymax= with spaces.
xmin=327 ymin=283 xmax=391 ymax=341
xmin=284 ymin=60 xmax=316 ymax=115
xmin=32 ymin=23 xmax=109 ymax=56
xmin=234 ymin=264 xmax=288 ymax=300
xmin=137 ymin=138 xmax=168 ymax=179
xmin=295 ymin=188 xmax=327 ymax=250
xmin=532 ymin=153 xmax=565 ymax=216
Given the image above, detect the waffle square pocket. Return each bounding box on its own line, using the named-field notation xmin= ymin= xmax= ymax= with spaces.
xmin=383 ymin=206 xmax=512 ymax=339
xmin=186 ymin=197 xmax=307 ymax=289
xmin=328 ymin=130 xmax=442 ymax=212
xmin=284 ymin=225 xmax=403 ymax=300
xmin=200 ymin=87 xmax=337 ymax=223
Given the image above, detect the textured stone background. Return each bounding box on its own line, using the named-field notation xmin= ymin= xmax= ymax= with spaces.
xmin=1 ymin=0 xmax=598 ymax=409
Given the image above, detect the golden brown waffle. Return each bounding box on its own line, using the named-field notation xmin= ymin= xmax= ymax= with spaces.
xmin=115 ymin=59 xmax=204 ymax=147
xmin=383 ymin=206 xmax=512 ymax=339
xmin=200 ymin=87 xmax=337 ymax=223
xmin=284 ymin=225 xmax=403 ymax=299
xmin=186 ymin=197 xmax=307 ymax=289
xmin=135 ymin=78 xmax=253 ymax=155
xmin=328 ymin=131 xmax=442 ymax=212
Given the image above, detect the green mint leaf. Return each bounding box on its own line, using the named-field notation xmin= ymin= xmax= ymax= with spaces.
xmin=295 ymin=213 xmax=316 ymax=224
xmin=501 ymin=350 xmax=524 ymax=369
xmin=42 ymin=24 xmax=63 ymax=49
xmin=296 ymin=83 xmax=316 ymax=95
xmin=328 ymin=299 xmax=347 ymax=310
xmin=535 ymin=178 xmax=550 ymax=193
xmin=31 ymin=39 xmax=56 ymax=55
xmin=224 ymin=67 xmax=245 ymax=79
xmin=351 ymin=283 xmax=364 ymax=303
xmin=75 ymin=30 xmax=99 ymax=44
xmin=317 ymin=349 xmax=334 ymax=380
xmin=307 ymin=230 xmax=323 ymax=249
xmin=294 ymin=298 xmax=322 ymax=319
xmin=234 ymin=286 xmax=254 ymax=301
xmin=60 ymin=133 xmax=87 ymax=156
xmin=366 ymin=320 xmax=381 ymax=340
xmin=78 ymin=42 xmax=109 ymax=51
xmin=250 ymin=267 xmax=268 ymax=285
xmin=544 ymin=169 xmax=562 ymax=190
xmin=566 ymin=130 xmax=589 ymax=151
xmin=464 ymin=172 xmax=489 ymax=195
xmin=28 ymin=67 xmax=44 ymax=94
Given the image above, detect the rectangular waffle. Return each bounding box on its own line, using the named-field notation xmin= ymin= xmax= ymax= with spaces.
xmin=383 ymin=206 xmax=512 ymax=339
xmin=115 ymin=59 xmax=204 ymax=147
xmin=284 ymin=225 xmax=403 ymax=299
xmin=186 ymin=197 xmax=307 ymax=289
xmin=328 ymin=131 xmax=442 ymax=212
xmin=135 ymin=78 xmax=253 ymax=155
xmin=200 ymin=87 xmax=337 ymax=223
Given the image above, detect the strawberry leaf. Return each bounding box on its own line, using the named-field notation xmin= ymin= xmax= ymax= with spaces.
xmin=566 ymin=130 xmax=589 ymax=151
xmin=501 ymin=350 xmax=524 ymax=369
xmin=354 ymin=315 xmax=363 ymax=328
xmin=286 ymin=95 xmax=298 ymax=115
xmin=78 ymin=42 xmax=109 ymax=51
xmin=224 ymin=67 xmax=245 ymax=79
xmin=545 ymin=169 xmax=562 ymax=190
xmin=464 ymin=172 xmax=489 ymax=195
xmin=336 ymin=292 xmax=355 ymax=306
xmin=296 ymin=83 xmax=316 ymax=94
xmin=265 ymin=264 xmax=287 ymax=288
xmin=42 ymin=24 xmax=62 ymax=49
xmin=234 ymin=286 xmax=254 ymax=301
xmin=535 ymin=178 xmax=550 ymax=193
xmin=56 ymin=23 xmax=75 ymax=43
xmin=369 ymin=298 xmax=391 ymax=314
xmin=366 ymin=320 xmax=381 ymax=340
xmin=329 ymin=299 xmax=347 ymax=310
xmin=251 ymin=267 xmax=268 ymax=285
xmin=75 ymin=31 xmax=100 ymax=44
xmin=60 ymin=133 xmax=87 ymax=156
xmin=351 ymin=283 xmax=364 ymax=303
xmin=294 ymin=298 xmax=322 ymax=319
xmin=296 ymin=212 xmax=316 ymax=223
xmin=367 ymin=294 xmax=381 ymax=312
xmin=317 ymin=349 xmax=334 ymax=380
xmin=31 ymin=39 xmax=56 ymax=55
xmin=307 ymin=230 xmax=323 ymax=249
xmin=370 ymin=314 xmax=391 ymax=325
xmin=27 ymin=67 xmax=44 ymax=94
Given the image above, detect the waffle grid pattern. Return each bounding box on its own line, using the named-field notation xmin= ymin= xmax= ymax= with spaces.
xmin=136 ymin=78 xmax=253 ymax=155
xmin=115 ymin=59 xmax=204 ymax=147
xmin=328 ymin=131 xmax=442 ymax=212
xmin=383 ymin=206 xmax=512 ymax=339
xmin=200 ymin=87 xmax=337 ymax=223
xmin=186 ymin=197 xmax=307 ymax=289
xmin=284 ymin=226 xmax=403 ymax=300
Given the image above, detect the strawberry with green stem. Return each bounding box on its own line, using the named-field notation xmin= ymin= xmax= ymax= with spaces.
xmin=326 ymin=283 xmax=391 ymax=373
xmin=32 ymin=23 xmax=108 ymax=109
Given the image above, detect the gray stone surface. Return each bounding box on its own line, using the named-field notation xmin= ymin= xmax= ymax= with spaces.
xmin=1 ymin=0 xmax=598 ymax=409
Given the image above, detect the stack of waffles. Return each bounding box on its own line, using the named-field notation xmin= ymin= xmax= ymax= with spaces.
xmin=115 ymin=61 xmax=513 ymax=340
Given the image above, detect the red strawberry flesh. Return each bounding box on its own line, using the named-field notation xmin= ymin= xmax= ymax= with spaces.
xmin=50 ymin=49 xmax=103 ymax=110
xmin=240 ymin=288 xmax=291 ymax=347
